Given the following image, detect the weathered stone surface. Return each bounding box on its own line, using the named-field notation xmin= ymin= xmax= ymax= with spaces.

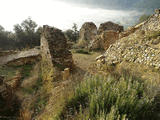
xmin=0 ymin=50 xmax=18 ymax=57
xmin=78 ymin=22 xmax=97 ymax=48
xmin=119 ymin=23 xmax=143 ymax=39
xmin=62 ymin=68 xmax=70 ymax=80
xmin=0 ymin=48 xmax=40 ymax=66
xmin=101 ymin=9 xmax=160 ymax=69
xmin=96 ymin=55 xmax=105 ymax=61
xmin=98 ymin=21 xmax=124 ymax=34
xmin=141 ymin=9 xmax=160 ymax=32
xmin=0 ymin=72 xmax=21 ymax=117
xmin=41 ymin=25 xmax=74 ymax=82
xmin=90 ymin=30 xmax=119 ymax=50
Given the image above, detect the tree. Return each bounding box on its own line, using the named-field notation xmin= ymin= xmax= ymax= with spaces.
xmin=64 ymin=29 xmax=75 ymax=42
xmin=64 ymin=23 xmax=79 ymax=43
xmin=72 ymin=23 xmax=78 ymax=33
xmin=21 ymin=17 xmax=37 ymax=33
xmin=13 ymin=17 xmax=40 ymax=49
xmin=72 ymin=23 xmax=79 ymax=42
xmin=0 ymin=25 xmax=15 ymax=50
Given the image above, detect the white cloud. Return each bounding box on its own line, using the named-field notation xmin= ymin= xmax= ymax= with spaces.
xmin=0 ymin=0 xmax=141 ymax=31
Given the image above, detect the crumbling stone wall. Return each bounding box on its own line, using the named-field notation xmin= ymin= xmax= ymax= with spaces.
xmin=99 ymin=9 xmax=160 ymax=69
xmin=101 ymin=31 xmax=119 ymax=50
xmin=78 ymin=22 xmax=97 ymax=48
xmin=41 ymin=25 xmax=74 ymax=82
xmin=141 ymin=9 xmax=160 ymax=32
xmin=89 ymin=30 xmax=119 ymax=50
xmin=89 ymin=21 xmax=123 ymax=50
xmin=0 ymin=48 xmax=40 ymax=66
xmin=0 ymin=75 xmax=20 ymax=117
xmin=38 ymin=25 xmax=74 ymax=119
xmin=119 ymin=9 xmax=160 ymax=39
xmin=98 ymin=21 xmax=124 ymax=34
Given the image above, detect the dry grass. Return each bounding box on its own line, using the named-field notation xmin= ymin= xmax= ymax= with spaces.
xmin=72 ymin=51 xmax=102 ymax=71
xmin=36 ymin=66 xmax=86 ymax=120
xmin=18 ymin=109 xmax=32 ymax=120
xmin=36 ymin=51 xmax=103 ymax=119
xmin=57 ymin=60 xmax=160 ymax=120
xmin=34 ymin=49 xmax=101 ymax=119
xmin=21 ymin=63 xmax=39 ymax=88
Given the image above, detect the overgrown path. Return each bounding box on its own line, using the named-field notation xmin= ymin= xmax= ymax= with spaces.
xmin=72 ymin=51 xmax=101 ymax=72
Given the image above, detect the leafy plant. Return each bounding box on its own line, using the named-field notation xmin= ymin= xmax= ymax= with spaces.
xmin=58 ymin=71 xmax=156 ymax=120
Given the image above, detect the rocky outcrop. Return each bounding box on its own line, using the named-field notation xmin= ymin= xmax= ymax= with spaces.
xmin=90 ymin=30 xmax=119 ymax=50
xmin=98 ymin=21 xmax=124 ymax=34
xmin=78 ymin=22 xmax=97 ymax=48
xmin=100 ymin=9 xmax=160 ymax=69
xmin=0 ymin=48 xmax=40 ymax=66
xmin=119 ymin=24 xmax=143 ymax=39
xmin=41 ymin=25 xmax=74 ymax=82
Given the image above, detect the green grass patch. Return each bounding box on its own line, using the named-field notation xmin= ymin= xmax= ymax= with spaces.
xmin=0 ymin=66 xmax=18 ymax=79
xmin=19 ymin=64 xmax=34 ymax=79
xmin=31 ymin=87 xmax=49 ymax=116
xmin=0 ymin=64 xmax=34 ymax=80
xmin=58 ymin=71 xmax=157 ymax=120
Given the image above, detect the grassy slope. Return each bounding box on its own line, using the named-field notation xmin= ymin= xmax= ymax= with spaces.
xmin=56 ymin=60 xmax=160 ymax=120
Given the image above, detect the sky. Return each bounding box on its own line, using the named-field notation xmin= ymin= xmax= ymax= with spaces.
xmin=0 ymin=0 xmax=142 ymax=31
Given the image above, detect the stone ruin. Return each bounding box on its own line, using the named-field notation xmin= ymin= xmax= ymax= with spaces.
xmin=98 ymin=21 xmax=124 ymax=34
xmin=0 ymin=75 xmax=20 ymax=117
xmin=90 ymin=30 xmax=119 ymax=50
xmin=78 ymin=22 xmax=97 ymax=48
xmin=0 ymin=48 xmax=40 ymax=66
xmin=77 ymin=21 xmax=124 ymax=50
xmin=89 ymin=21 xmax=124 ymax=50
xmin=41 ymin=25 xmax=74 ymax=82
xmin=98 ymin=9 xmax=160 ymax=69
xmin=38 ymin=26 xmax=74 ymax=118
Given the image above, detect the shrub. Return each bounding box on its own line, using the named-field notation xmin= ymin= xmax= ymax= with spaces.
xmin=58 ymin=71 xmax=156 ymax=120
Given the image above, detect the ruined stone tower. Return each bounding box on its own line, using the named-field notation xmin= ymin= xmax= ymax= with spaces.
xmin=41 ymin=25 xmax=74 ymax=82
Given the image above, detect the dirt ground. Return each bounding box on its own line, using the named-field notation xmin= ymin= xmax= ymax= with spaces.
xmin=72 ymin=52 xmax=102 ymax=71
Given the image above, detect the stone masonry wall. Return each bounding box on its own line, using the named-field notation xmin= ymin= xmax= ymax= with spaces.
xmin=41 ymin=25 xmax=74 ymax=82
xmin=101 ymin=9 xmax=160 ymax=69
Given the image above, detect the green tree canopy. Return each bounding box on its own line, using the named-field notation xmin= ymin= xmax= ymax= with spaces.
xmin=13 ymin=17 xmax=40 ymax=49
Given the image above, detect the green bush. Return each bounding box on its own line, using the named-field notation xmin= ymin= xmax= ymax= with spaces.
xmin=58 ymin=71 xmax=156 ymax=120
